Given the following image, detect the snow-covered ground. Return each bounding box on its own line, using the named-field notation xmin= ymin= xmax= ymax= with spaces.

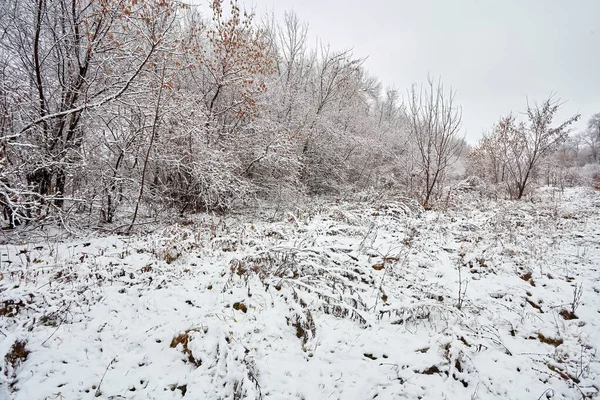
xmin=1 ymin=187 xmax=600 ymax=400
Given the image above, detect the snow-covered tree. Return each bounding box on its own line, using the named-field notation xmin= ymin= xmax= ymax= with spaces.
xmin=406 ymin=77 xmax=463 ymax=207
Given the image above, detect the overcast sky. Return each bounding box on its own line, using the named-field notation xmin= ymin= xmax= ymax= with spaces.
xmin=195 ymin=0 xmax=600 ymax=142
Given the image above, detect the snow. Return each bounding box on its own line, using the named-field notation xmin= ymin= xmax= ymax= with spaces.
xmin=1 ymin=187 xmax=600 ymax=399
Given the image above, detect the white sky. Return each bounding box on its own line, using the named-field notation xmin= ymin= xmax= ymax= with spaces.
xmin=193 ymin=0 xmax=600 ymax=142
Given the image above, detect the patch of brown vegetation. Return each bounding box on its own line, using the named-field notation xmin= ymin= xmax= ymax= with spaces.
xmin=537 ymin=333 xmax=563 ymax=347
xmin=0 ymin=300 xmax=24 ymax=318
xmin=39 ymin=312 xmax=61 ymax=327
xmin=4 ymin=340 xmax=30 ymax=377
xmin=525 ymin=298 xmax=544 ymax=313
xmin=170 ymin=330 xmax=202 ymax=367
xmin=0 ymin=294 xmax=34 ymax=318
xmin=170 ymin=384 xmax=188 ymax=396
xmin=290 ymin=309 xmax=316 ymax=346
xmin=559 ymin=309 xmax=578 ymax=320
xmin=547 ymin=363 xmax=580 ymax=384
xmin=292 ymin=320 xmax=304 ymax=339
xmin=419 ymin=365 xmax=441 ymax=375
xmin=520 ymin=271 xmax=536 ymax=286
xmin=454 ymin=358 xmax=463 ymax=373
xmin=232 ymin=302 xmax=247 ymax=313
xmin=164 ymin=253 xmax=179 ymax=264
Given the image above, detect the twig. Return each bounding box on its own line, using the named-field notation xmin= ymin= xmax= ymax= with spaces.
xmin=94 ymin=357 xmax=117 ymax=397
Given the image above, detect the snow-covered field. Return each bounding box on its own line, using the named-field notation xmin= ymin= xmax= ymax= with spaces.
xmin=1 ymin=187 xmax=600 ymax=400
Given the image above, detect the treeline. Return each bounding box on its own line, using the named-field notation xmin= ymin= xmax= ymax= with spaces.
xmin=0 ymin=0 xmax=595 ymax=230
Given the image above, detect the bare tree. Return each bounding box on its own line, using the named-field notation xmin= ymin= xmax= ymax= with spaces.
xmin=494 ymin=96 xmax=580 ymax=199
xmin=406 ymin=77 xmax=463 ymax=208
